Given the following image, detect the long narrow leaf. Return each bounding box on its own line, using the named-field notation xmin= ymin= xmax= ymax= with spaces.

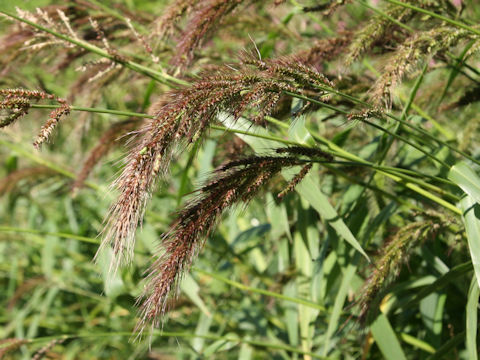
xmin=460 ymin=196 xmax=480 ymax=288
xmin=466 ymin=277 xmax=479 ymax=360
xmin=449 ymin=162 xmax=480 ymax=204
xmin=370 ymin=313 xmax=407 ymax=360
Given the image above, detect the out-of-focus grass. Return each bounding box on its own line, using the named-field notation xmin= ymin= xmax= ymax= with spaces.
xmin=1 ymin=0 xmax=480 ymax=359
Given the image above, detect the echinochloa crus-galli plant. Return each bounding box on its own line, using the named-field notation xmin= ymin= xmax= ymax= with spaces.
xmin=2 ymin=1 xmax=480 ymax=356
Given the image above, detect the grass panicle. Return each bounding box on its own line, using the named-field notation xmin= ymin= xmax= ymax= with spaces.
xmin=358 ymin=217 xmax=444 ymax=323
xmin=100 ymin=54 xmax=332 ymax=274
xmin=136 ymin=154 xmax=312 ymax=331
xmin=370 ymin=26 xmax=478 ymax=107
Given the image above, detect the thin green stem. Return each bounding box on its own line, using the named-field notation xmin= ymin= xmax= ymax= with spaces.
xmin=331 ymin=162 xmax=459 ymax=201
xmin=31 ymin=104 xmax=155 ymax=119
xmin=290 ymin=89 xmax=480 ymax=168
xmin=401 ymin=62 xmax=428 ymax=120
xmin=357 ymin=0 xmax=415 ymax=33
xmin=193 ymin=268 xmax=327 ymax=312
xmin=0 ymin=226 xmax=100 ymax=245
xmin=286 ymin=91 xmax=451 ymax=169
xmin=362 ymin=118 xmax=450 ymax=169
xmin=383 ymin=0 xmax=480 ymax=36
xmin=409 ymin=103 xmax=455 ymax=140
xmin=0 ymin=139 xmax=101 ymax=191
xmin=86 ymin=0 xmax=148 ymax=33
xmin=210 ymin=125 xmax=299 ymax=146
xmin=305 ymin=130 xmax=462 ymax=214
xmin=13 ymin=332 xmax=331 ymax=359
xmin=0 ymin=9 xmax=188 ymax=87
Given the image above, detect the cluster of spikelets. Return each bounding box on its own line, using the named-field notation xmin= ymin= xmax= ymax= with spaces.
xmin=357 ymin=214 xmax=447 ymax=323
xmin=0 ymin=89 xmax=70 ymax=149
xmin=137 ymin=146 xmax=332 ymax=330
xmin=1 ymin=5 xmax=159 ymax=108
xmin=1 ymin=0 xmax=480 ymax=336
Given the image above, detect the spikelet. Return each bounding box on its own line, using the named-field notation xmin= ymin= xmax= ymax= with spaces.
xmin=278 ymin=163 xmax=312 ymax=199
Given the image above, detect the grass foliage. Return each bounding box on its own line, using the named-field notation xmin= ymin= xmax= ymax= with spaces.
xmin=1 ymin=0 xmax=480 ymax=358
